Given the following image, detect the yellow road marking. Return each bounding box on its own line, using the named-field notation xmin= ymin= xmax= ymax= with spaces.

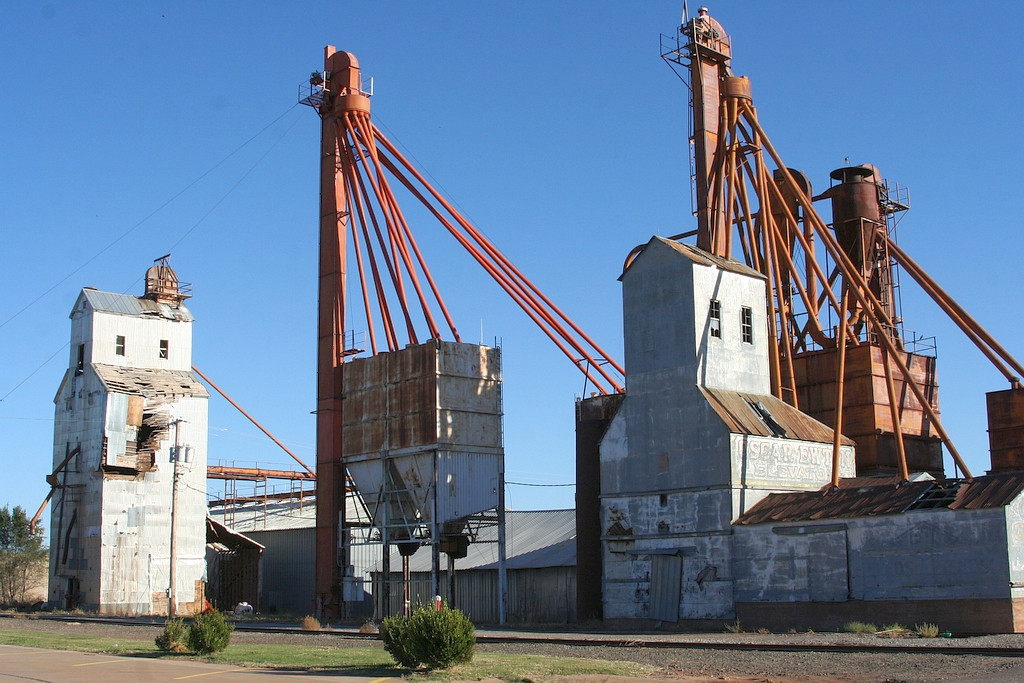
xmin=73 ymin=659 xmax=123 ymax=667
xmin=367 ymin=678 xmax=392 ymax=683
xmin=174 ymin=669 xmax=247 ymax=680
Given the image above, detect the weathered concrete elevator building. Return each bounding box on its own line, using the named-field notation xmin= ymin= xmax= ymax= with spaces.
xmin=48 ymin=261 xmax=208 ymax=615
xmin=583 ymin=237 xmax=856 ymax=624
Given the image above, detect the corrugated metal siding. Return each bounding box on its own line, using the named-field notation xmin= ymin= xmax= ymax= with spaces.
xmin=377 ymin=567 xmax=577 ymax=623
xmin=247 ymin=528 xmax=315 ymax=616
xmin=437 ymin=451 xmax=501 ymax=522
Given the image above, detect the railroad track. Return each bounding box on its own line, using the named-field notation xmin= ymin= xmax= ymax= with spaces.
xmin=5 ymin=613 xmax=1023 ymax=658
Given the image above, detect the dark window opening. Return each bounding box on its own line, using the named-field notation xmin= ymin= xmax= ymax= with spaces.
xmin=741 ymin=306 xmax=753 ymax=344
xmin=659 ymin=493 xmax=669 ymax=507
xmin=709 ymin=299 xmax=721 ymax=338
xmin=76 ymin=344 xmax=85 ymax=373
xmin=746 ymin=399 xmax=788 ymax=438
xmin=159 ymin=339 xmax=169 ymax=359
xmin=115 ymin=335 xmax=126 ymax=356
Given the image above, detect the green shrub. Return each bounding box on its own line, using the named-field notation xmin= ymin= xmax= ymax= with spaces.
xmin=842 ymin=621 xmax=878 ymax=634
xmin=915 ymin=622 xmax=940 ymax=638
xmin=186 ymin=610 xmax=234 ymax=655
xmin=380 ymin=613 xmax=419 ymax=668
xmin=380 ymin=603 xmax=475 ymax=669
xmin=155 ymin=617 xmax=187 ymax=652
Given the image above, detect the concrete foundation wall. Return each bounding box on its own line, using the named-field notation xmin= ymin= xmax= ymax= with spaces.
xmin=737 ymin=598 xmax=1017 ymax=635
xmin=734 ymin=508 xmax=1010 ymax=607
xmin=1005 ymin=494 xmax=1024 ymax=602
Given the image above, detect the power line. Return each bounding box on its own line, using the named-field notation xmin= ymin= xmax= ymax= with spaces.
xmin=0 ymin=104 xmax=301 ymax=331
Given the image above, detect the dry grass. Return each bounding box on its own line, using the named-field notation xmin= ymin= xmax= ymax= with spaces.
xmin=300 ymin=615 xmax=322 ymax=632
xmin=842 ymin=621 xmax=878 ymax=634
xmin=915 ymin=623 xmax=940 ymax=638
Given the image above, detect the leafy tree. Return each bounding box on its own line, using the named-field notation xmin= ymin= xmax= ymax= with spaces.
xmin=0 ymin=506 xmax=48 ymax=606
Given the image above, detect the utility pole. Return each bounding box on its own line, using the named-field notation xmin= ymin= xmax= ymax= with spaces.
xmin=169 ymin=419 xmax=186 ymax=618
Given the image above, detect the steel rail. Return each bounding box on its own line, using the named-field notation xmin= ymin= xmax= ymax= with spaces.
xmin=6 ymin=614 xmax=1023 ymax=657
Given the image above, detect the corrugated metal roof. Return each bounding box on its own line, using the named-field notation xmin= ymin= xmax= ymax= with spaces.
xmin=78 ymin=288 xmax=194 ymax=322
xmin=700 ymin=386 xmax=854 ymax=445
xmin=93 ymin=364 xmax=209 ymax=399
xmin=623 ymin=237 xmax=766 ymax=280
xmin=206 ymin=516 xmax=264 ymax=550
xmin=734 ymin=472 xmax=1024 ymax=525
xmin=950 ymin=472 xmax=1024 ymax=510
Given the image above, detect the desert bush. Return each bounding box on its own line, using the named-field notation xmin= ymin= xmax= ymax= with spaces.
xmin=380 ymin=603 xmax=475 ymax=669
xmin=300 ymin=615 xmax=321 ymax=632
xmin=724 ymin=619 xmax=743 ymax=633
xmin=842 ymin=621 xmax=878 ymax=634
xmin=155 ymin=617 xmax=187 ymax=652
xmin=186 ymin=609 xmax=234 ymax=655
xmin=915 ymin=622 xmax=940 ymax=638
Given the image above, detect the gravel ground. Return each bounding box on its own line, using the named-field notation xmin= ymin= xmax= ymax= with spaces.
xmin=2 ymin=616 xmax=1024 ymax=682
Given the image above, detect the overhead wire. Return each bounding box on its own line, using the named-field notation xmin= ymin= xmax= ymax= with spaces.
xmin=1 ymin=103 xmax=301 ymax=331
xmin=0 ymin=104 xmax=304 ymax=402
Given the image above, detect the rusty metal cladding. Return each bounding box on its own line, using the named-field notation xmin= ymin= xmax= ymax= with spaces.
xmin=735 ymin=472 xmax=1024 ymax=526
xmin=949 ymin=471 xmax=1024 ymax=509
xmin=342 ymin=340 xmax=502 ymax=528
xmin=986 ymin=387 xmax=1024 ymax=472
xmin=793 ymin=344 xmax=943 ymax=477
xmin=699 ymin=387 xmax=854 ymax=445
xmin=734 ymin=479 xmax=934 ymax=525
xmin=206 ymin=466 xmax=316 ymax=481
xmin=574 ymin=393 xmax=625 ymax=622
xmin=315 ymin=45 xmax=364 ymax=618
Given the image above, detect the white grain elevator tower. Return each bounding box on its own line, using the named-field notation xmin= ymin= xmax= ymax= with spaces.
xmin=48 ymin=258 xmax=209 ymax=615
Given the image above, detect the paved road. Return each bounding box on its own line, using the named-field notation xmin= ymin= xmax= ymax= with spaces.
xmin=0 ymin=645 xmax=398 ymax=682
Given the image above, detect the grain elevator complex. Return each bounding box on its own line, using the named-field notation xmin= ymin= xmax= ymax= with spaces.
xmin=40 ymin=8 xmax=1024 ymax=633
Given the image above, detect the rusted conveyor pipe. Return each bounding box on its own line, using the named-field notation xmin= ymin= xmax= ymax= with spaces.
xmin=373 ymin=128 xmax=626 ymax=389
xmin=375 ymin=143 xmax=624 ymax=394
xmin=347 ymin=114 xmax=452 ymax=344
xmin=886 ymin=236 xmax=1024 ymax=387
xmin=381 ymin=154 xmax=618 ymax=393
xmin=207 ymin=465 xmax=316 ymax=480
xmin=191 ymin=366 xmax=316 ymax=477
xmin=743 ymin=107 xmax=972 ymax=478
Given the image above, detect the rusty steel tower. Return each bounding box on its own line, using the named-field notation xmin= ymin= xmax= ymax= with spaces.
xmin=303 ymin=47 xmax=623 ymax=618
xmin=660 ymin=7 xmax=1024 ymax=483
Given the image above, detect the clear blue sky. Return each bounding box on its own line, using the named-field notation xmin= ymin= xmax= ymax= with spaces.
xmin=2 ymin=2 xmax=1023 ymax=521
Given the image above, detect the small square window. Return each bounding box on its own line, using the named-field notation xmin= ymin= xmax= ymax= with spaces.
xmin=709 ymin=299 xmax=721 ymax=338
xmin=741 ymin=306 xmax=753 ymax=344
xmin=159 ymin=339 xmax=169 ymax=359
xmin=115 ymin=335 xmax=126 ymax=356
